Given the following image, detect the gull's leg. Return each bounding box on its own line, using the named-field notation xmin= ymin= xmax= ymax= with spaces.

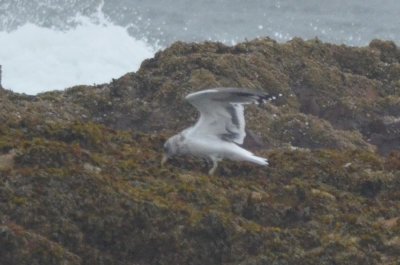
xmin=208 ymin=157 xmax=219 ymax=176
xmin=161 ymin=154 xmax=168 ymax=167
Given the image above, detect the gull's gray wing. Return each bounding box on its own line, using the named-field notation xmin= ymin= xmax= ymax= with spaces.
xmin=185 ymin=88 xmax=271 ymax=144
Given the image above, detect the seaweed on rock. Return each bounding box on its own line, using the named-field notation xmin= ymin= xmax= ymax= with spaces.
xmin=0 ymin=38 xmax=399 ymax=264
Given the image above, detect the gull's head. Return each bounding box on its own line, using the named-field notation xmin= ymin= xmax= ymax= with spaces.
xmin=161 ymin=135 xmax=181 ymax=166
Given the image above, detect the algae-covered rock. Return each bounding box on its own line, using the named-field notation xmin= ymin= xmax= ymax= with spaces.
xmin=0 ymin=223 xmax=81 ymax=265
xmin=0 ymin=38 xmax=399 ymax=264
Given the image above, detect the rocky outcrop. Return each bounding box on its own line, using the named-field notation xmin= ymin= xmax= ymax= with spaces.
xmin=0 ymin=38 xmax=399 ymax=264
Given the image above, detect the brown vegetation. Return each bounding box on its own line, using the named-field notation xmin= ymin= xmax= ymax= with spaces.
xmin=0 ymin=38 xmax=399 ymax=264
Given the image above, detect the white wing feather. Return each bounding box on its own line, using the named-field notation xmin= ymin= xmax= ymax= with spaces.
xmin=185 ymin=88 xmax=269 ymax=145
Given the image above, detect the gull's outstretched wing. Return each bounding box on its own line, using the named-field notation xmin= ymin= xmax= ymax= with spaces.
xmin=185 ymin=88 xmax=272 ymax=144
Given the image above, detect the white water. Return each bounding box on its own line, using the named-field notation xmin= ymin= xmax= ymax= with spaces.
xmin=0 ymin=15 xmax=156 ymax=95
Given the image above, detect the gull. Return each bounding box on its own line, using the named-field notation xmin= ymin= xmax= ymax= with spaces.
xmin=162 ymin=87 xmax=272 ymax=175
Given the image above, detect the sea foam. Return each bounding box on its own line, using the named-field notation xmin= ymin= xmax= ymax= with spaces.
xmin=0 ymin=13 xmax=156 ymax=95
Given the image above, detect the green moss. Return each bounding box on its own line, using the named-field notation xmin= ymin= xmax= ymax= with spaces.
xmin=14 ymin=138 xmax=92 ymax=169
xmin=0 ymin=139 xmax=14 ymax=153
xmin=41 ymin=122 xmax=110 ymax=150
xmin=12 ymin=196 xmax=27 ymax=205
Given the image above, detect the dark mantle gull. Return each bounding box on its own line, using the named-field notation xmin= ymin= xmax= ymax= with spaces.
xmin=162 ymin=87 xmax=272 ymax=175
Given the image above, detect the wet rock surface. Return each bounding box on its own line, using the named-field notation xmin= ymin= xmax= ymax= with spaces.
xmin=0 ymin=38 xmax=399 ymax=264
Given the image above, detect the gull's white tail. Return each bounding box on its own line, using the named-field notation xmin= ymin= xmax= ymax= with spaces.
xmin=227 ymin=144 xmax=269 ymax=166
xmin=246 ymin=155 xmax=269 ymax=166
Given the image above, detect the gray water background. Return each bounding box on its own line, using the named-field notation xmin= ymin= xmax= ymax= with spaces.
xmin=1 ymin=0 xmax=399 ymax=47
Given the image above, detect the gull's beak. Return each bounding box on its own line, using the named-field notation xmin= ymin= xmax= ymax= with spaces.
xmin=161 ymin=153 xmax=168 ymax=167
